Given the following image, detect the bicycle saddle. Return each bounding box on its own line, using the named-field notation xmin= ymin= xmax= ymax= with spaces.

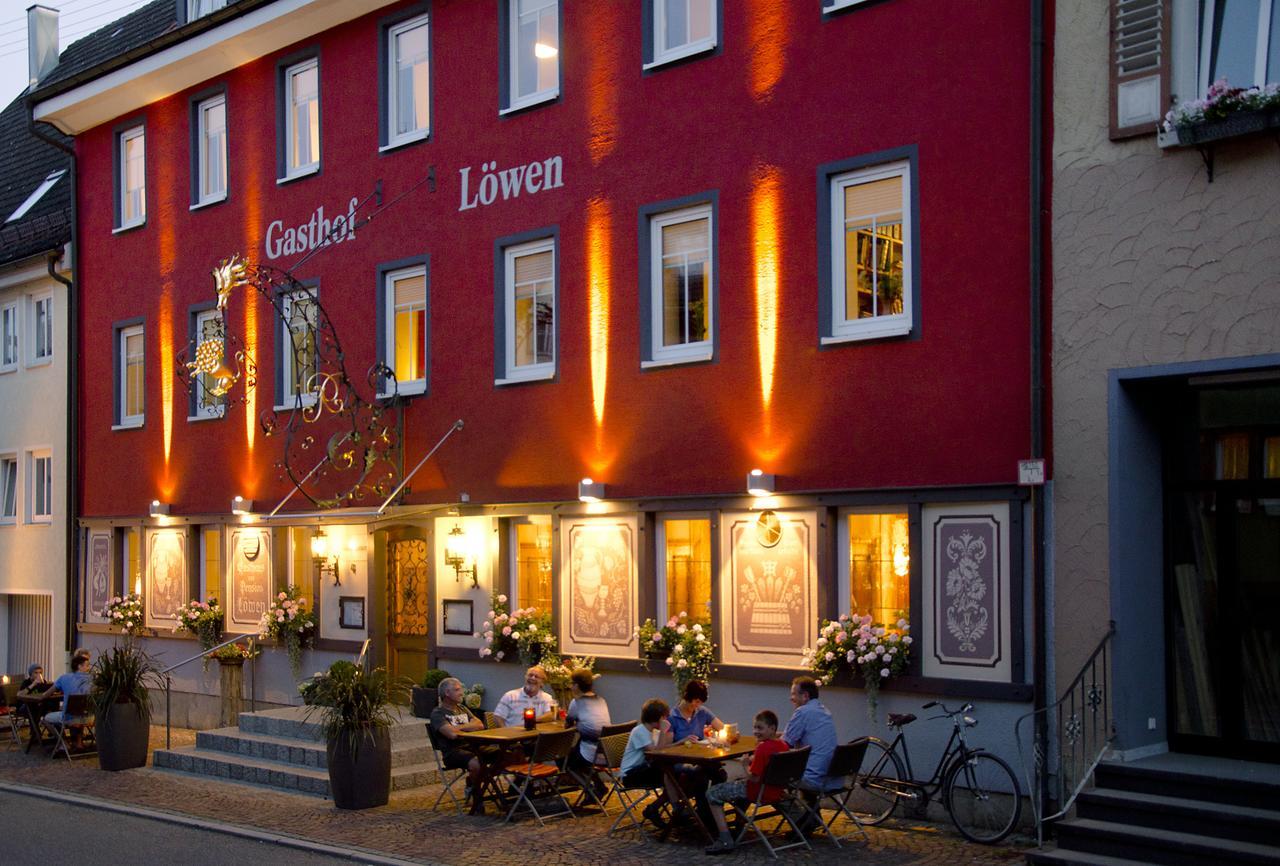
xmin=886 ymin=713 xmax=917 ymax=728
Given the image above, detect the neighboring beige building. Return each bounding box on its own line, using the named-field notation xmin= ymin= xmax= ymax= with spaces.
xmin=1053 ymin=1 xmax=1280 ymax=762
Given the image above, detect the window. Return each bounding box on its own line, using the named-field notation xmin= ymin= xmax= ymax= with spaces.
xmin=512 ymin=518 xmax=553 ymax=612
xmin=188 ymin=0 xmax=228 ymax=18
xmin=31 ymin=295 xmax=52 ymax=363
xmin=280 ymin=290 xmax=318 ymax=405
xmin=648 ymin=0 xmax=718 ymax=66
xmin=841 ymin=510 xmax=911 ymax=626
xmin=286 ymin=527 xmax=316 ymax=611
xmin=1197 ymin=0 xmax=1279 ymax=93
xmin=1 ymin=302 xmax=17 ymax=371
xmin=200 ymin=526 xmax=222 ymax=602
xmin=5 ymin=169 xmax=66 ymax=224
xmin=117 ymin=125 xmax=146 ymax=229
xmin=195 ymin=94 xmax=227 ymax=206
xmin=382 ymin=264 xmax=428 ymax=395
xmin=28 ymin=451 xmax=51 ymax=522
xmin=282 ymin=58 xmax=320 ymax=179
xmin=504 ymin=0 xmax=559 ymax=112
xmin=118 ymin=324 xmax=145 ymax=428
xmin=646 ymin=203 xmax=714 ymax=365
xmin=191 ymin=309 xmax=225 ymax=419
xmin=499 ymin=236 xmax=556 ymax=383
xmin=384 ymin=13 xmax=430 ymax=148
xmin=0 ymin=455 xmax=16 ymax=522
xmin=658 ymin=517 xmax=712 ymax=623
xmin=823 ymin=158 xmax=914 ymax=343
xmin=822 ymin=0 xmax=875 ymax=12
xmin=123 ymin=526 xmax=140 ymax=595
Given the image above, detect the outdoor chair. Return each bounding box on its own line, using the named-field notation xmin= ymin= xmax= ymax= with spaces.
xmin=499 ymin=727 xmax=578 ymax=825
xmin=424 ymin=722 xmax=467 ymax=814
xmin=45 ymin=694 xmax=95 ymax=762
xmin=561 ymin=731 xmax=612 ymax=815
xmin=729 ymin=745 xmax=812 ymax=859
xmin=483 ymin=711 xmax=503 ymax=729
xmin=802 ymin=739 xmax=872 ymax=847
xmin=600 ymin=732 xmax=665 ymax=839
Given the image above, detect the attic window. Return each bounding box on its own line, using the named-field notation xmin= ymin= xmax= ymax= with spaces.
xmin=188 ymin=0 xmax=229 ymax=20
xmin=5 ymin=169 xmax=66 ymax=224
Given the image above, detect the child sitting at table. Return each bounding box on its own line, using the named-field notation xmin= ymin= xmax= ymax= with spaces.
xmin=620 ymin=698 xmax=674 ymax=828
xmin=703 ymin=709 xmax=790 ymax=855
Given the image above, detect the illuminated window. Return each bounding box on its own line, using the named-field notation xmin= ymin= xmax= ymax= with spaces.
xmin=279 ymin=290 xmax=318 ymax=406
xmin=513 ymin=519 xmax=553 ymax=612
xmin=191 ymin=309 xmax=225 ymax=419
xmin=118 ymin=323 xmax=145 ymax=428
xmin=843 ymin=511 xmax=911 ymax=626
xmin=658 ymin=517 xmax=712 ymax=623
xmin=117 ymin=125 xmax=146 ymax=229
xmin=646 ymin=203 xmax=714 ymax=366
xmin=381 ymin=263 xmax=428 ymax=396
xmin=195 ymin=94 xmax=227 ymax=206
xmin=500 ymin=236 xmax=556 ymax=383
xmin=32 ymin=295 xmax=52 ymax=362
xmin=1267 ymin=436 xmax=1280 ymax=478
xmin=201 ymin=527 xmax=222 ymax=603
xmin=287 ymin=527 xmax=316 ymax=611
xmin=29 ymin=452 xmax=52 ymax=521
xmin=0 ymin=455 xmax=16 ymax=521
xmin=504 ymin=0 xmax=559 ymax=112
xmin=282 ymin=58 xmax=320 ymax=179
xmin=822 ymin=157 xmax=914 ymax=344
xmin=124 ymin=527 xmax=140 ymax=595
xmin=2 ymin=302 xmax=18 ymax=370
xmin=650 ymin=0 xmax=717 ymax=66
xmin=1215 ymin=432 xmax=1250 ymax=479
xmin=384 ymin=13 xmax=430 ymax=148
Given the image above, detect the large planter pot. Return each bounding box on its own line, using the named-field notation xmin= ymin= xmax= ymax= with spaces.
xmin=410 ymin=685 xmax=437 ymax=718
xmin=326 ymin=725 xmax=391 ymax=810
xmin=97 ymin=699 xmax=149 ymax=771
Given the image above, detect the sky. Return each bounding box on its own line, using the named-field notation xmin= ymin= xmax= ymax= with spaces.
xmin=0 ymin=0 xmax=156 ymax=108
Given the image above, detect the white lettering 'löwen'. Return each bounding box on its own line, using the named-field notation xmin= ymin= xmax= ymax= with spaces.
xmin=458 ymin=155 xmax=564 ymax=212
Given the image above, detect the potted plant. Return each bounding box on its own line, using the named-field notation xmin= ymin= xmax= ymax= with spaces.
xmin=257 ymin=585 xmax=316 ymax=678
xmin=802 ymin=613 xmax=912 ymax=721
xmin=543 ymin=656 xmax=596 ymax=711
xmin=207 ymin=641 xmax=256 ymax=727
xmin=411 ymin=668 xmax=451 ymax=718
xmin=91 ymin=641 xmax=158 ymax=771
xmin=476 ymin=591 xmax=558 ymax=666
xmin=175 ymin=598 xmax=225 ymax=656
xmin=306 ymin=660 xmax=406 ymax=809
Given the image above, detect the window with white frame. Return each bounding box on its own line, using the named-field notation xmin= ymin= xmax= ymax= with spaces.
xmin=657 ymin=516 xmax=712 ymax=624
xmin=118 ymin=125 xmax=146 ymax=229
xmin=280 ymin=290 xmax=318 ymax=404
xmin=1195 ymin=0 xmax=1279 ymax=93
xmin=650 ymin=204 xmax=713 ymax=364
xmin=28 ymin=451 xmax=51 ymax=522
xmin=652 ymin=0 xmax=717 ymax=65
xmin=284 ymin=59 xmax=320 ymax=178
xmin=511 ymin=518 xmax=553 ymax=612
xmin=189 ymin=0 xmax=228 ymax=19
xmin=0 ymin=455 xmax=16 ymax=521
xmin=502 ymin=238 xmax=556 ymax=381
xmin=838 ymin=509 xmax=911 ymax=626
xmin=827 ymin=160 xmax=912 ymax=342
xmin=1 ymin=302 xmax=17 ymax=371
xmin=507 ymin=0 xmax=559 ymax=111
xmin=31 ymin=295 xmax=52 ymax=362
xmin=119 ymin=324 xmax=145 ymax=427
xmin=384 ymin=265 xmax=427 ymax=394
xmin=386 ymin=14 xmax=430 ymax=147
xmin=192 ymin=309 xmax=225 ymax=418
xmin=196 ymin=94 xmax=227 ymax=206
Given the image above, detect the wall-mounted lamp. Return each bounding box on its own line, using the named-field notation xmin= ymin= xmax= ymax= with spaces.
xmin=231 ymin=496 xmax=253 ymax=516
xmin=149 ymin=500 xmax=171 ymax=517
xmin=746 ymin=469 xmax=776 ymax=497
xmin=578 ymin=477 xmax=606 ymax=502
xmin=443 ymin=524 xmax=478 ymax=588
xmin=311 ymin=528 xmax=342 ymax=586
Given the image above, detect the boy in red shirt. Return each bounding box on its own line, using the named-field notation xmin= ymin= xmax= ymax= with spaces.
xmin=704 ymin=709 xmax=790 ymax=854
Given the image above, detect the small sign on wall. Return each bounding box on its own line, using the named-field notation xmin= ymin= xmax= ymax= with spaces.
xmin=228 ymin=528 xmax=272 ymax=629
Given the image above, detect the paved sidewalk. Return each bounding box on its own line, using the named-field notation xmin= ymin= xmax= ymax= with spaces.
xmin=0 ymin=726 xmax=1031 ymax=865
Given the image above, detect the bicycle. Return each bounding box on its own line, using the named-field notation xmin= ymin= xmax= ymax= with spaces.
xmin=845 ymin=700 xmax=1022 ymax=844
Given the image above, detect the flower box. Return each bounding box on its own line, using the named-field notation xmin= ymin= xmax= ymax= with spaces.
xmin=1164 ymin=109 xmax=1278 ymax=148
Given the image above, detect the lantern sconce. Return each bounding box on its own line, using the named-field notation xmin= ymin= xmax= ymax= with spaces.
xmin=746 ymin=469 xmax=776 ymax=497
xmin=149 ymin=500 xmax=171 ymax=517
xmin=444 ymin=524 xmax=478 ymax=588
xmin=311 ymin=528 xmax=342 ymax=586
xmin=578 ymin=477 xmax=606 ymax=502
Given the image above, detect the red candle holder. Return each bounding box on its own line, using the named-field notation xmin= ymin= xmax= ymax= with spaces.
xmin=523 ymin=707 xmax=536 ymax=730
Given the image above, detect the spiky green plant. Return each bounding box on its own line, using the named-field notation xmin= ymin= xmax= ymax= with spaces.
xmin=90 ymin=641 xmax=158 ymax=721
xmin=305 ymin=660 xmax=408 ymax=756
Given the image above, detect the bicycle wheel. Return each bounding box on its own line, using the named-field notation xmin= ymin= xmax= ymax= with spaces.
xmin=943 ymin=750 xmax=1022 ymax=844
xmin=844 ymin=736 xmax=905 ymax=825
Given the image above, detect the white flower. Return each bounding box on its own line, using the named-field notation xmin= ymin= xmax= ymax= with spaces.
xmin=673 ymin=644 xmax=684 ymax=654
xmin=677 ymin=625 xmax=687 ymax=635
xmin=824 ymin=651 xmax=835 ymax=662
xmin=889 ymin=633 xmax=900 ymax=643
xmin=695 ymin=634 xmax=705 ymax=642
xmin=665 ymin=657 xmax=674 ymax=666
xmin=881 ymin=668 xmax=890 ymax=678
xmin=678 ymin=611 xmax=688 ymax=618
xmin=816 ymin=637 xmax=827 ymax=647
xmin=124 ymin=620 xmax=133 ymax=628
xmin=897 ymin=618 xmax=907 ymax=629
xmin=903 ymin=636 xmax=913 ymax=645
xmin=677 ymin=659 xmax=688 ymax=669
xmin=692 ymin=623 xmax=703 ymax=633
xmin=511 ymin=631 xmax=521 ymax=640
xmin=847 ymin=650 xmax=856 ymax=662
xmin=495 ymin=651 xmax=505 ymax=660
xmin=497 ymin=594 xmax=508 ymax=603
xmin=529 ymin=624 xmax=538 ymax=633
xmin=480 ymin=647 xmax=491 ymax=657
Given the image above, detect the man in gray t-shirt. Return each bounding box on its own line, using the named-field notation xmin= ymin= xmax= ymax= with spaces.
xmin=428 ymin=677 xmax=492 ymax=813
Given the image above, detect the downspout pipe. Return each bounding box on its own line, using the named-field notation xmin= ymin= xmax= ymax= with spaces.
xmin=27 ymin=105 xmax=77 ymax=659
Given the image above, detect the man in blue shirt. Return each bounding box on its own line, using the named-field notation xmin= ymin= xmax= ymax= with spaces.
xmin=783 ymin=676 xmax=838 ymax=804
xmin=43 ymin=650 xmax=93 ymax=749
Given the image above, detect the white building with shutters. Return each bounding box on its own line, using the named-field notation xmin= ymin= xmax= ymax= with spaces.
xmin=1053 ymin=1 xmax=1280 ymax=763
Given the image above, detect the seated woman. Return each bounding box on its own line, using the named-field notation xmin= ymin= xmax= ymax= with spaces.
xmin=666 ymin=679 xmax=726 ymax=828
xmin=564 ymin=668 xmax=610 ymax=793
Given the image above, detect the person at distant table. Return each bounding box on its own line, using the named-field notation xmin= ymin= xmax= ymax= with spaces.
xmin=493 ymin=665 xmax=558 ymax=726
xmin=783 ymin=675 xmax=839 ymax=828
xmin=42 ymin=650 xmax=93 ymax=750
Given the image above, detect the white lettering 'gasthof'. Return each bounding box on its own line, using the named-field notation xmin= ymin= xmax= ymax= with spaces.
xmin=265 ymin=196 xmax=359 ymax=260
xmin=459 ymin=155 xmax=564 ymax=212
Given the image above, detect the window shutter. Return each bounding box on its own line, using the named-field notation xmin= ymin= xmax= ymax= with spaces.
xmin=1111 ymin=0 xmax=1170 ymax=139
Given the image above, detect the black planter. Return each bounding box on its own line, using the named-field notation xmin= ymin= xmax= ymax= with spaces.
xmin=1175 ymin=109 xmax=1278 ymax=146
xmin=327 ymin=725 xmax=391 ymax=809
xmin=410 ymin=685 xmax=438 ymax=718
xmin=97 ymin=700 xmax=149 ymax=771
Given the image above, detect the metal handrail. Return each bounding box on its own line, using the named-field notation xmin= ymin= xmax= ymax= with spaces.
xmin=1014 ymin=622 xmax=1116 ymax=846
xmin=162 ymin=633 xmax=258 ymax=749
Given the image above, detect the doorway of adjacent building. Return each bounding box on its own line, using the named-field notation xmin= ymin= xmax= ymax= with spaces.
xmin=1165 ymin=382 xmax=1280 ymax=762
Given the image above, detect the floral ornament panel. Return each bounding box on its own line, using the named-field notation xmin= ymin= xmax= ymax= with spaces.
xmin=560 ymin=517 xmax=638 ymax=655
xmin=145 ymin=528 xmax=188 ymax=629
xmin=86 ymin=531 xmax=113 ymax=623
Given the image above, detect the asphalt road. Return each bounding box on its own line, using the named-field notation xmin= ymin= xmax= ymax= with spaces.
xmin=0 ymin=789 xmax=392 ymax=865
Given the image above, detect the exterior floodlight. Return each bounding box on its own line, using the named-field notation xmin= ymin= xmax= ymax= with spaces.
xmin=231 ymin=496 xmax=253 ymax=515
xmin=578 ymin=477 xmax=606 ymax=502
xmin=747 ymin=469 xmax=776 ymax=497
xmin=149 ymin=500 xmax=171 ymax=517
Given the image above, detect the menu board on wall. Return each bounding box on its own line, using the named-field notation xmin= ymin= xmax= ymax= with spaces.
xmin=145 ymin=528 xmax=187 ymax=629
xmin=719 ymin=511 xmax=817 ymax=668
xmin=559 ymin=516 xmax=638 ymax=657
xmin=228 ymin=527 xmax=272 ymax=629
xmin=85 ymin=530 xmax=113 ymax=623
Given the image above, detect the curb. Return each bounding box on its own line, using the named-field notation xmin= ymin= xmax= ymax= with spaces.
xmin=0 ymin=780 xmax=444 ymax=866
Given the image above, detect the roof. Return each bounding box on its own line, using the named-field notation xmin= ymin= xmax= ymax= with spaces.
xmin=38 ymin=0 xmax=178 ymax=91
xmin=0 ymin=94 xmax=71 ymax=268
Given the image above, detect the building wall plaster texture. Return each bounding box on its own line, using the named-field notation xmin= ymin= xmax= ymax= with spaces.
xmin=1051 ymin=1 xmax=1280 ymax=680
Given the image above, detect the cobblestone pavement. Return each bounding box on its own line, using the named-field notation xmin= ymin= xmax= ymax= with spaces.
xmin=0 ymin=727 xmax=1032 ymax=865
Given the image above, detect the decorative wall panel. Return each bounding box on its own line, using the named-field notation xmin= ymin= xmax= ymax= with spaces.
xmin=559 ymin=516 xmax=638 ymax=657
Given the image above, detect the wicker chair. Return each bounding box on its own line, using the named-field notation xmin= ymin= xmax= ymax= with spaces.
xmin=600 ymin=731 xmax=664 ymax=838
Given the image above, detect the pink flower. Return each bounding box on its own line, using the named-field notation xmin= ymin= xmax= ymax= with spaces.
xmin=278 ymin=592 xmax=287 ymax=601
xmin=502 ymin=626 xmax=512 ymax=636
xmin=824 ymin=651 xmax=835 ymax=662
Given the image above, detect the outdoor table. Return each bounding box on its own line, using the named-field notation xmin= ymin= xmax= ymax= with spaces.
xmin=646 ymin=735 xmax=758 ymax=842
xmin=15 ymin=690 xmax=60 ymax=753
xmin=455 ymin=721 xmax=567 ymax=814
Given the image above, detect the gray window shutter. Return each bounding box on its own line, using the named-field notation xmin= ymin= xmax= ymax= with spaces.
xmin=1111 ymin=0 xmax=1170 ymax=139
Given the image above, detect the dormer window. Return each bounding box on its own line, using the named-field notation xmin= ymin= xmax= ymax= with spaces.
xmin=188 ymin=0 xmax=228 ymax=20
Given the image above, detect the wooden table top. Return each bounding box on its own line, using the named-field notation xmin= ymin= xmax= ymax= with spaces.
xmin=456 ymin=721 xmax=567 ymax=744
xmin=647 ymin=735 xmax=758 ymax=766
xmin=15 ymin=690 xmax=60 ymax=704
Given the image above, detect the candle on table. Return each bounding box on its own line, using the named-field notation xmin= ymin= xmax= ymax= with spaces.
xmin=523 ymin=707 xmax=536 ymax=730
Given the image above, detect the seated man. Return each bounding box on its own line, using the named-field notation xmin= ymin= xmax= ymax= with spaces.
xmin=782 ymin=676 xmax=838 ymax=827
xmin=428 ymin=676 xmax=491 ymax=812
xmin=704 ymin=710 xmax=790 ymax=854
xmin=493 ymin=665 xmax=558 ymax=726
xmin=19 ymin=664 xmax=49 ymax=694
xmin=42 ymin=650 xmax=93 ymax=750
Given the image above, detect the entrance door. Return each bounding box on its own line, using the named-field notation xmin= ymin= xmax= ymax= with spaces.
xmin=1166 ymin=385 xmax=1280 ymax=762
xmin=386 ymin=535 xmax=430 ymax=684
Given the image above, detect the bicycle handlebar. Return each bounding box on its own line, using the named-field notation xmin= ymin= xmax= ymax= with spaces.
xmin=921 ymin=700 xmax=974 ymax=717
